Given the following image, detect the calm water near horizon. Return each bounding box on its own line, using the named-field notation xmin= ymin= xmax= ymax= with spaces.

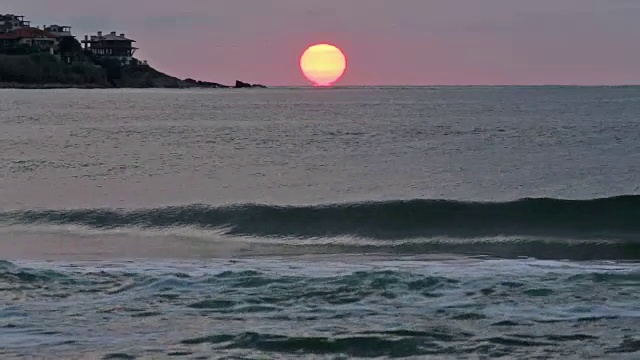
xmin=1 ymin=87 xmax=639 ymax=359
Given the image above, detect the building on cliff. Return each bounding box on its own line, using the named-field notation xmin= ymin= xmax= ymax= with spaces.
xmin=0 ymin=15 xmax=63 ymax=55
xmin=82 ymin=31 xmax=137 ymax=65
xmin=0 ymin=27 xmax=58 ymax=54
xmin=43 ymin=25 xmax=73 ymax=39
xmin=0 ymin=14 xmax=31 ymax=34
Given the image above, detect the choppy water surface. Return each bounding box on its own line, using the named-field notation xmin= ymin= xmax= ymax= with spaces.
xmin=2 ymin=258 xmax=640 ymax=359
xmin=1 ymin=87 xmax=639 ymax=358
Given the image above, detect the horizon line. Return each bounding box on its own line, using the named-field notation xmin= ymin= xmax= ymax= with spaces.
xmin=265 ymin=84 xmax=640 ymax=88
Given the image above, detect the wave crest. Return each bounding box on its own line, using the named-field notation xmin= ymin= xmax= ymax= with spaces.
xmin=2 ymin=196 xmax=638 ymax=241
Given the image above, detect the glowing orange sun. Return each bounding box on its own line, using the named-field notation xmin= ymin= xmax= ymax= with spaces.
xmin=300 ymin=44 xmax=347 ymax=87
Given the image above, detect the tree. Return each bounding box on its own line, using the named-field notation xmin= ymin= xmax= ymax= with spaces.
xmin=58 ymin=37 xmax=83 ymax=54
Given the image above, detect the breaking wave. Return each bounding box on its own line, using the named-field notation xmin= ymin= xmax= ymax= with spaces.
xmin=1 ymin=196 xmax=638 ymax=240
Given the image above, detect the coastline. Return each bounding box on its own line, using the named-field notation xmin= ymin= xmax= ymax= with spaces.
xmin=0 ymin=54 xmax=266 ymax=90
xmin=0 ymin=81 xmax=265 ymax=90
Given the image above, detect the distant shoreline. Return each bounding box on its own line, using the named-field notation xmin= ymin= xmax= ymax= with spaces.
xmin=0 ymin=79 xmax=266 ymax=90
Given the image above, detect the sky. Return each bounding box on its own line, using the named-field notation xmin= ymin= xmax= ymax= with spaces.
xmin=4 ymin=0 xmax=640 ymax=86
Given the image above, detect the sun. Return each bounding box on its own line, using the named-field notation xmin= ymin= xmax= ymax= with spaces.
xmin=300 ymin=44 xmax=347 ymax=87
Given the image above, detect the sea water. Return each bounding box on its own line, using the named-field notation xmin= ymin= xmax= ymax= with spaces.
xmin=1 ymin=86 xmax=639 ymax=359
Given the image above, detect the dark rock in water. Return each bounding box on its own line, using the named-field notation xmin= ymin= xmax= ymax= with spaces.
xmin=235 ymin=80 xmax=252 ymax=88
xmin=234 ymin=80 xmax=267 ymax=88
xmin=183 ymin=78 xmax=229 ymax=88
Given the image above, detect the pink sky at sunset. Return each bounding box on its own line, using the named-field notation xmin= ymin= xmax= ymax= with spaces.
xmin=4 ymin=0 xmax=640 ymax=86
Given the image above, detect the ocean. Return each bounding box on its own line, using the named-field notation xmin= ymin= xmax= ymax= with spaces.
xmin=1 ymin=86 xmax=639 ymax=359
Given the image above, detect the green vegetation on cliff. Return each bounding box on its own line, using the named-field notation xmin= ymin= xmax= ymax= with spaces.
xmin=0 ymin=53 xmax=109 ymax=87
xmin=0 ymin=35 xmax=190 ymax=88
xmin=0 ymin=53 xmax=186 ymax=88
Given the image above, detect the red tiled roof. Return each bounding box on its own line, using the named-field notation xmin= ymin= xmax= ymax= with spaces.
xmin=0 ymin=27 xmax=57 ymax=40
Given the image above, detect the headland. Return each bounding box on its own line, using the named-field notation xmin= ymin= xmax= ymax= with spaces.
xmin=0 ymin=14 xmax=265 ymax=89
